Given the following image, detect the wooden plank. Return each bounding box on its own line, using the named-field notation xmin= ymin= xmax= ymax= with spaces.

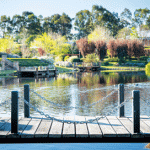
xmin=0 ymin=118 xmax=11 ymax=138
xmin=129 ymin=116 xmax=150 ymax=137
xmin=86 ymin=117 xmax=102 ymax=138
xmin=35 ymin=118 xmax=52 ymax=138
xmin=106 ymin=116 xmax=130 ymax=137
xmin=0 ymin=117 xmax=10 ymax=129
xmin=7 ymin=118 xmax=31 ymax=138
xmin=49 ymin=117 xmax=63 ymax=138
xmin=21 ymin=118 xmax=41 ymax=138
xmin=96 ymin=116 xmax=116 ymax=137
xmin=75 ymin=116 xmax=88 ymax=138
xmin=117 ymin=117 xmax=142 ymax=138
xmin=62 ymin=116 xmax=75 ymax=138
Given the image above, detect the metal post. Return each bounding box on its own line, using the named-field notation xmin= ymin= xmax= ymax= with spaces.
xmin=24 ymin=84 xmax=30 ymax=118
xmin=118 ymin=84 xmax=124 ymax=117
xmin=132 ymin=90 xmax=140 ymax=133
xmin=11 ymin=91 xmax=18 ymax=134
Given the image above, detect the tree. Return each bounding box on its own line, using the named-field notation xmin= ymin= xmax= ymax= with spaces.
xmin=115 ymin=27 xmax=131 ymax=39
xmin=88 ymin=26 xmax=113 ymax=42
xmin=130 ymin=27 xmax=139 ymax=39
xmin=120 ymin=8 xmax=132 ymax=27
xmin=0 ymin=15 xmax=12 ymax=38
xmin=115 ymin=39 xmax=128 ymax=61
xmin=107 ymin=40 xmax=117 ymax=58
xmin=133 ymin=8 xmax=150 ymax=28
xmin=74 ymin=10 xmax=93 ymax=39
xmin=92 ymin=5 xmax=124 ymax=37
xmin=95 ymin=40 xmax=107 ymax=61
xmin=48 ymin=13 xmax=72 ymax=36
xmin=76 ymin=38 xmax=89 ymax=57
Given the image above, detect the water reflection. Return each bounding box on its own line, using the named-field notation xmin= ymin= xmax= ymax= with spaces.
xmin=0 ymin=71 xmax=150 ymax=117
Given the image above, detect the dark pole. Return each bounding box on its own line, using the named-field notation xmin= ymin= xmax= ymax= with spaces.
xmin=11 ymin=91 xmax=18 ymax=134
xmin=132 ymin=90 xmax=140 ymax=133
xmin=118 ymin=84 xmax=124 ymax=117
xmin=24 ymin=84 xmax=30 ymax=118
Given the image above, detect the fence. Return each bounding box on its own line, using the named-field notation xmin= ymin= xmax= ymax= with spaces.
xmin=8 ymin=83 xmax=144 ymax=134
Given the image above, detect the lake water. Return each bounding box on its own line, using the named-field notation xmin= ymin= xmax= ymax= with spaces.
xmin=0 ymin=71 xmax=150 ymax=149
xmin=0 ymin=71 xmax=150 ymax=118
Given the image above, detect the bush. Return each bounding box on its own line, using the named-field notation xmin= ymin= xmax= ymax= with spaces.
xmin=64 ymin=56 xmax=70 ymax=61
xmin=104 ymin=61 xmax=109 ymax=66
xmin=67 ymin=56 xmax=78 ymax=63
xmin=72 ymin=58 xmax=83 ymax=62
xmin=140 ymin=56 xmax=149 ymax=61
xmin=107 ymin=57 xmax=119 ymax=62
xmin=81 ymin=53 xmax=100 ymax=63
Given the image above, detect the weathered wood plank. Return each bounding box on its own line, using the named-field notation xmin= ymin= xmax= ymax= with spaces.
xmin=96 ymin=116 xmax=116 ymax=137
xmin=86 ymin=117 xmax=102 ymax=138
xmin=7 ymin=118 xmax=31 ymax=138
xmin=75 ymin=116 xmax=88 ymax=138
xmin=129 ymin=116 xmax=150 ymax=137
xmin=21 ymin=118 xmax=41 ymax=138
xmin=0 ymin=117 xmax=10 ymax=129
xmin=49 ymin=117 xmax=63 ymax=138
xmin=35 ymin=118 xmax=52 ymax=138
xmin=117 ymin=117 xmax=143 ymax=138
xmin=62 ymin=116 xmax=75 ymax=138
xmin=106 ymin=116 xmax=130 ymax=137
xmin=0 ymin=118 xmax=11 ymax=138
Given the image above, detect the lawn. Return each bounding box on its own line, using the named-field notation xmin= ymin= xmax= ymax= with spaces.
xmin=55 ymin=65 xmax=76 ymax=73
xmin=0 ymin=70 xmax=17 ymax=77
xmin=0 ymin=58 xmax=49 ymax=67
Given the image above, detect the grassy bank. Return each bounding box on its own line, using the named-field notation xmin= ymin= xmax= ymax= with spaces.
xmin=101 ymin=66 xmax=145 ymax=71
xmin=55 ymin=65 xmax=76 ymax=73
xmin=0 ymin=70 xmax=17 ymax=77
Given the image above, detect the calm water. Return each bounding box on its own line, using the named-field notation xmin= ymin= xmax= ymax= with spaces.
xmin=0 ymin=71 xmax=150 ymax=149
xmin=0 ymin=71 xmax=150 ymax=118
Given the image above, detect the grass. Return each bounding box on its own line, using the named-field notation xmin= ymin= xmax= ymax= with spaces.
xmin=55 ymin=65 xmax=76 ymax=73
xmin=0 ymin=70 xmax=17 ymax=77
xmin=0 ymin=58 xmax=49 ymax=67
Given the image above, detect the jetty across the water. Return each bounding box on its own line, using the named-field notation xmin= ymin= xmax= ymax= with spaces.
xmin=1 ymin=84 xmax=150 ymax=143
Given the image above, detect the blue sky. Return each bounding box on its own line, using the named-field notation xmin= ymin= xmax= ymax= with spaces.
xmin=0 ymin=0 xmax=150 ymax=33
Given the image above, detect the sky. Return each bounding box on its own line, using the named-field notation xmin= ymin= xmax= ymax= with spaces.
xmin=0 ymin=0 xmax=150 ymax=33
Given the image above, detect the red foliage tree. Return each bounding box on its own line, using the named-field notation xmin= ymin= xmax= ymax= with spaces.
xmin=76 ymin=38 xmax=88 ymax=57
xmin=38 ymin=48 xmax=46 ymax=56
xmin=95 ymin=40 xmax=107 ymax=61
xmin=130 ymin=40 xmax=145 ymax=59
xmin=76 ymin=38 xmax=95 ymax=57
xmin=107 ymin=40 xmax=117 ymax=58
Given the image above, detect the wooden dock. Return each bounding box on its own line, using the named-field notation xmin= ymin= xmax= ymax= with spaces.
xmin=17 ymin=67 xmax=57 ymax=78
xmin=1 ymin=115 xmax=150 ymax=143
xmin=1 ymin=84 xmax=150 ymax=143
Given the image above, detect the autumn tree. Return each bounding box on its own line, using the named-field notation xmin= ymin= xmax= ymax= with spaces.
xmin=107 ymin=40 xmax=117 ymax=58
xmin=76 ymin=38 xmax=89 ymax=57
xmin=95 ymin=40 xmax=107 ymax=61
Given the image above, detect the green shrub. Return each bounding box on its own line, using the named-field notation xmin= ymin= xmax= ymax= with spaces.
xmin=67 ymin=56 xmax=78 ymax=63
xmin=64 ymin=56 xmax=70 ymax=61
xmin=107 ymin=57 xmax=119 ymax=62
xmin=72 ymin=58 xmax=83 ymax=62
xmin=140 ymin=56 xmax=149 ymax=61
xmin=104 ymin=61 xmax=109 ymax=66
xmin=81 ymin=53 xmax=100 ymax=63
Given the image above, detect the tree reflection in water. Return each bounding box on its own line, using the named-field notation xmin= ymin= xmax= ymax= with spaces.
xmin=0 ymin=71 xmax=149 ymax=117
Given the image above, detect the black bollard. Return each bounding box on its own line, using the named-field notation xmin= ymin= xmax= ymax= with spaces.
xmin=11 ymin=91 xmax=18 ymax=134
xmin=118 ymin=84 xmax=124 ymax=117
xmin=24 ymin=84 xmax=30 ymax=118
xmin=132 ymin=90 xmax=140 ymax=133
